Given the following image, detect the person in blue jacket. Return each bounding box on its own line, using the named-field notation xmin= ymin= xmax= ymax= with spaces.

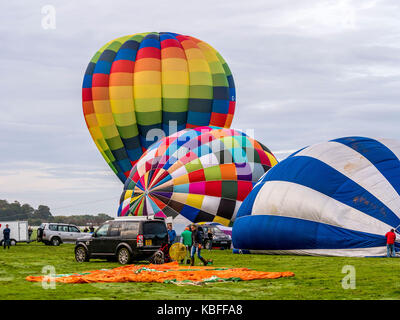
xmin=3 ymin=224 xmax=11 ymax=249
xmin=167 ymin=223 xmax=176 ymax=245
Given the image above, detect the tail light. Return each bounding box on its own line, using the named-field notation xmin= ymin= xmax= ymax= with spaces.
xmin=137 ymin=234 xmax=144 ymax=247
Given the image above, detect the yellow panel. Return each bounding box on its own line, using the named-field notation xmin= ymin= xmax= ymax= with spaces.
xmin=162 ymin=58 xmax=188 ymax=71
xmin=134 ymin=71 xmax=161 ymax=85
xmin=110 ymin=99 xmax=136 ymax=114
xmin=124 ymin=190 xmax=133 ymax=200
xmin=187 ymin=59 xmax=210 ymax=72
xmin=162 ymin=84 xmax=189 ymax=98
xmin=186 ymin=194 xmax=204 ymax=209
xmin=134 ymin=85 xmax=162 ymax=99
xmin=96 ymin=113 xmax=116 ymax=127
xmin=213 ymin=216 xmax=230 ymax=226
xmin=162 ymin=71 xmax=189 ymax=85
xmin=189 ymin=72 xmax=212 ymax=85
xmin=173 ymin=175 xmax=190 ymax=186
xmin=109 ymin=86 xmax=133 ymax=100
xmin=85 ymin=114 xmax=99 ymax=128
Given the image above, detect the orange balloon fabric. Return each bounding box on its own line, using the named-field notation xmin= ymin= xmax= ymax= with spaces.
xmin=26 ymin=261 xmax=294 ymax=285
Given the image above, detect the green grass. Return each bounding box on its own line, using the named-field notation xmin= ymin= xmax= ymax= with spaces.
xmin=0 ymin=241 xmax=399 ymax=300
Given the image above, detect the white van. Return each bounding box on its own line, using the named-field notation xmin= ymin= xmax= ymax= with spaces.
xmin=0 ymin=221 xmax=29 ymax=246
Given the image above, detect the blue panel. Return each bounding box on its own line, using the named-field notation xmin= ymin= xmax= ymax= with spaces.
xmin=82 ymin=74 xmax=92 ymax=88
xmin=187 ymin=111 xmax=211 ymax=126
xmin=114 ymin=48 xmax=137 ymax=61
xmin=117 ymin=159 xmax=131 ymax=172
xmin=174 ymin=184 xmax=190 ymax=193
xmin=93 ymin=60 xmax=112 ymax=74
xmin=264 ymin=156 xmax=400 ymax=228
xmin=212 ymin=100 xmax=230 ymax=114
xmin=233 ymin=215 xmax=390 ymax=251
xmin=180 ymin=205 xmax=199 ymax=222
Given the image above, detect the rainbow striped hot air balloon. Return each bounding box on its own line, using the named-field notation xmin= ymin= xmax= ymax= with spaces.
xmin=82 ymin=32 xmax=236 ymax=183
xmin=118 ymin=126 xmax=277 ymax=226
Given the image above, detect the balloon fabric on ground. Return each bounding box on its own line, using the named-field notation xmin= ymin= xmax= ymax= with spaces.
xmin=233 ymin=137 xmax=400 ymax=257
xmin=118 ymin=126 xmax=278 ymax=226
xmin=82 ymin=32 xmax=236 ymax=183
xmin=26 ymin=261 xmax=294 ymax=285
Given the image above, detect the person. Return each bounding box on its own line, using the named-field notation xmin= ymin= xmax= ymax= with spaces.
xmin=207 ymin=228 xmax=213 ymax=251
xmin=385 ymin=229 xmax=396 ymax=257
xmin=190 ymin=224 xmax=208 ymax=266
xmin=180 ymin=227 xmax=192 ymax=264
xmin=3 ymin=224 xmax=11 ymax=250
xmin=83 ymin=227 xmax=89 ymax=233
xmin=28 ymin=226 xmax=33 ymax=242
xmin=167 ymin=223 xmax=176 ymax=245
xmin=89 ymin=226 xmax=95 ymax=233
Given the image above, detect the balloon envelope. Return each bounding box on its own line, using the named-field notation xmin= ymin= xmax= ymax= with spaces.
xmin=82 ymin=32 xmax=236 ymax=183
xmin=233 ymin=137 xmax=400 ymax=257
xmin=118 ymin=126 xmax=277 ymax=226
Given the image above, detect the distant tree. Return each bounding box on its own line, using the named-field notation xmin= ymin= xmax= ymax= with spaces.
xmin=33 ymin=205 xmax=53 ymax=220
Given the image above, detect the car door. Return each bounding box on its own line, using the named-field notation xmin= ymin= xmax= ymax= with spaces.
xmin=90 ymin=223 xmax=111 ymax=255
xmin=68 ymin=226 xmax=81 ymax=241
xmin=105 ymin=221 xmax=122 ymax=253
xmin=57 ymin=225 xmax=70 ymax=241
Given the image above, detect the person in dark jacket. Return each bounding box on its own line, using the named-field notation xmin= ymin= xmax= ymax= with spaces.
xmin=190 ymin=224 xmax=208 ymax=266
xmin=3 ymin=224 xmax=11 ymax=249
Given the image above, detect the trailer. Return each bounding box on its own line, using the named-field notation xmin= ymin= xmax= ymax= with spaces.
xmin=0 ymin=221 xmax=29 ymax=245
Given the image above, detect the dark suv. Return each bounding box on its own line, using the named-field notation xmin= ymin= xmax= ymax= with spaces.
xmin=74 ymin=217 xmax=168 ymax=264
xmin=199 ymin=226 xmax=232 ymax=250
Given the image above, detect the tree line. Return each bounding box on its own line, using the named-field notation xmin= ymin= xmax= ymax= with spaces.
xmin=0 ymin=199 xmax=114 ymax=226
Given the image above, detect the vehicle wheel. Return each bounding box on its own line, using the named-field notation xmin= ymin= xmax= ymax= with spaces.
xmin=10 ymin=239 xmax=16 ymax=246
xmin=51 ymin=237 xmax=61 ymax=246
xmin=75 ymin=246 xmax=89 ymax=262
xmin=117 ymin=247 xmax=131 ymax=265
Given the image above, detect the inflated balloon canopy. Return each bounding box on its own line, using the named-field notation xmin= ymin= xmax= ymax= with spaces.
xmin=82 ymin=32 xmax=236 ymax=183
xmin=233 ymin=136 xmax=400 ymax=257
xmin=118 ymin=126 xmax=278 ymax=226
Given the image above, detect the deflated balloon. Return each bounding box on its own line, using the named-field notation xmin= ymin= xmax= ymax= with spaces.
xmin=233 ymin=136 xmax=400 ymax=257
xmin=118 ymin=126 xmax=277 ymax=226
xmin=82 ymin=32 xmax=236 ymax=183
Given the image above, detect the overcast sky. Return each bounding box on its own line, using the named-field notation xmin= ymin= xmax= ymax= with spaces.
xmin=1 ymin=0 xmax=399 ymax=216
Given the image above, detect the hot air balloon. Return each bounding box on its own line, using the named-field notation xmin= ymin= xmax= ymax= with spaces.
xmin=233 ymin=137 xmax=400 ymax=257
xmin=118 ymin=126 xmax=277 ymax=226
xmin=82 ymin=32 xmax=236 ymax=183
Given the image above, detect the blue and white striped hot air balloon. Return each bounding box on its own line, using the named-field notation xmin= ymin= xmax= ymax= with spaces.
xmin=232 ymin=137 xmax=400 ymax=257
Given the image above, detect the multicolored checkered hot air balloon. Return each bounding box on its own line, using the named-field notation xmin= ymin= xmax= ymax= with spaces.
xmin=82 ymin=32 xmax=236 ymax=183
xmin=118 ymin=127 xmax=277 ymax=226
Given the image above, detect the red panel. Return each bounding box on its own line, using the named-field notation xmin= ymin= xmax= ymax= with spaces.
xmin=236 ymin=181 xmax=253 ymax=201
xmin=205 ymin=181 xmax=222 ymax=197
xmin=136 ymin=47 xmax=161 ymax=60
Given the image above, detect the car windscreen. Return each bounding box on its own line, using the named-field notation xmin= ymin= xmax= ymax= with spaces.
xmin=143 ymin=222 xmax=167 ymax=236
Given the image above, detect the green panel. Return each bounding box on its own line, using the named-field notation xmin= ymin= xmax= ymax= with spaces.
xmin=221 ymin=181 xmax=238 ymax=200
xmin=189 ymin=85 xmax=213 ymax=99
xmin=204 ymin=166 xmax=222 ymax=181
xmin=162 ymin=98 xmax=188 ymax=112
xmin=136 ymin=111 xmax=162 ymax=126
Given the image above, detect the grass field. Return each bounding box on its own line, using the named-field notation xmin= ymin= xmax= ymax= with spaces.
xmin=0 ymin=241 xmax=399 ymax=300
